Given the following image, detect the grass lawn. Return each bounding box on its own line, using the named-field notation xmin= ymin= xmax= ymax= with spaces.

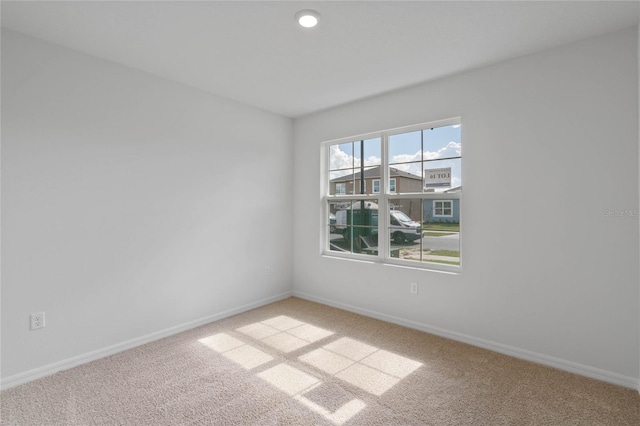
xmin=428 ymin=259 xmax=461 ymax=266
xmin=425 ymin=249 xmax=460 ymax=258
xmin=423 ymin=232 xmax=455 ymax=237
xmin=422 ymin=223 xmax=460 ymax=232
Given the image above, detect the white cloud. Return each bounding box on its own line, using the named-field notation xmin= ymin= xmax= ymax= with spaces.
xmin=424 ymin=141 xmax=461 ymax=160
xmin=330 ymin=145 xmax=381 ymax=170
xmin=330 ymin=140 xmax=461 ymax=186
xmin=391 ymin=141 xmax=461 ymax=164
xmin=329 ymin=145 xmax=353 ymax=170
xmin=364 ymin=156 xmax=381 ymax=167
xmin=392 ymin=153 xmax=421 ymax=164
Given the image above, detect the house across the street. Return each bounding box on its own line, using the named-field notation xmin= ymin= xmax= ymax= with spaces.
xmin=330 ymin=166 xmax=460 ymax=224
xmin=423 ymin=186 xmax=461 ymax=224
xmin=329 ymin=165 xmax=422 ymax=195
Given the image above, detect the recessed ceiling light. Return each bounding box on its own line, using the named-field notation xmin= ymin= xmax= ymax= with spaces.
xmin=296 ymin=9 xmax=320 ymax=28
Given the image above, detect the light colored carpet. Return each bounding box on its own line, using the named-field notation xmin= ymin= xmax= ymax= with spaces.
xmin=1 ymin=297 xmax=639 ymax=425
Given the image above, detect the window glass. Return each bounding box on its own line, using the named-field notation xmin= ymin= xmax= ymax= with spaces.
xmin=329 ymin=139 xmax=381 ymax=195
xmin=389 ymin=131 xmax=421 ymax=165
xmin=328 ymin=200 xmax=379 ymax=256
xmin=324 ymin=121 xmax=461 ymax=269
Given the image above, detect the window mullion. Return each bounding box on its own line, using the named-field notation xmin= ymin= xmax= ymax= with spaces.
xmin=379 ymin=132 xmax=389 ymax=259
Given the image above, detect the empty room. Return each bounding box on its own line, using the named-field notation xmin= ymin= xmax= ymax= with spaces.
xmin=1 ymin=1 xmax=640 ymax=425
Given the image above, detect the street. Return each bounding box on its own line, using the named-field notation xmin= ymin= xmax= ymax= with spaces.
xmin=419 ymin=233 xmax=459 ymax=251
xmin=329 ymin=232 xmax=460 ymax=252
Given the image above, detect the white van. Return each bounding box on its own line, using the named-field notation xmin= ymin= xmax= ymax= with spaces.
xmin=334 ymin=202 xmax=421 ymax=244
xmin=389 ymin=210 xmax=422 ymax=244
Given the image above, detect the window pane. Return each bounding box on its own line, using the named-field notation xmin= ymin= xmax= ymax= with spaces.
xmin=388 ymin=198 xmax=460 ymax=266
xmin=329 ymin=140 xmax=381 ymax=195
xmin=389 ymin=131 xmax=421 ymax=165
xmin=423 ymin=124 xmax=461 ymax=160
xmin=329 ymin=143 xmax=353 ymax=171
xmin=423 ymin=158 xmax=462 ymax=192
xmin=422 ymin=198 xmax=460 ymax=266
xmin=389 ymin=199 xmax=422 ymax=247
xmin=328 ymin=200 xmax=379 ymax=256
xmin=348 ymin=138 xmax=382 ymax=168
xmin=329 ymin=171 xmax=351 ymax=195
xmin=363 ymin=138 xmax=381 ymax=166
xmin=389 ymin=164 xmax=423 ymax=193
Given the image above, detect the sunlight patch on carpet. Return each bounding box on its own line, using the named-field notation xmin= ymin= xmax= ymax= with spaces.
xmin=261 ymin=332 xmax=310 ymax=353
xmin=236 ymin=316 xmax=335 ymax=353
xmin=210 ymin=315 xmax=422 ymax=423
xmin=257 ymin=363 xmax=319 ymax=396
xmin=361 ymin=349 xmax=422 ymax=379
xmin=299 ymin=336 xmax=423 ymax=396
xmin=198 ymin=333 xmax=244 ymax=352
xmin=295 ymin=383 xmax=366 ymax=426
xmin=198 ymin=333 xmax=273 ymax=370
xmin=236 ymin=322 xmax=280 ymax=340
xmin=223 ymin=344 xmax=274 ymax=370
xmin=287 ymin=323 xmax=334 ymax=343
xmin=323 ymin=337 xmax=378 ymax=361
xmin=260 ymin=315 xmax=305 ymax=331
xmin=299 ymin=348 xmax=355 ymax=375
xmin=335 ymin=363 xmax=400 ymax=396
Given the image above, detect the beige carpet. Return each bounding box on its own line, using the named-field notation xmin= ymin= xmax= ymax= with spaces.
xmin=1 ymin=297 xmax=639 ymax=425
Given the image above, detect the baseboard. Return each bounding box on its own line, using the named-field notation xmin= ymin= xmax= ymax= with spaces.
xmin=1 ymin=291 xmax=293 ymax=390
xmin=293 ymin=290 xmax=639 ymax=391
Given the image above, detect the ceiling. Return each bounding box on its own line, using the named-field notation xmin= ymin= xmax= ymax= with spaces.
xmin=2 ymin=1 xmax=639 ymax=118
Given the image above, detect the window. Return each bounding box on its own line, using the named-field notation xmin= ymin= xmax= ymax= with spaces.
xmin=433 ymin=200 xmax=453 ymax=217
xmin=389 ymin=178 xmax=396 ymax=193
xmin=324 ymin=119 xmax=461 ymax=270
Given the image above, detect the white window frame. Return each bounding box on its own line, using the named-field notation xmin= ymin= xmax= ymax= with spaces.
xmin=335 ymin=182 xmax=346 ymax=195
xmin=323 ymin=118 xmax=461 ymax=272
xmin=389 ymin=178 xmax=396 ymax=193
xmin=433 ymin=200 xmax=453 ymax=218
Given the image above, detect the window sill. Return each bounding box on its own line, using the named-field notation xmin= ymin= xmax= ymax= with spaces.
xmin=321 ymin=251 xmax=461 ymax=275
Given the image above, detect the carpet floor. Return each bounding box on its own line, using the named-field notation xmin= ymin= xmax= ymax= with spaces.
xmin=1 ymin=297 xmax=639 ymax=425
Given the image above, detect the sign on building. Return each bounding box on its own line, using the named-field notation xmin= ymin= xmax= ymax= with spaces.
xmin=424 ymin=167 xmax=451 ymax=188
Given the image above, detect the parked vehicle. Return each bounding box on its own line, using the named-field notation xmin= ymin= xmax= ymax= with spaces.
xmin=389 ymin=209 xmax=422 ymax=243
xmin=333 ymin=202 xmax=421 ymax=246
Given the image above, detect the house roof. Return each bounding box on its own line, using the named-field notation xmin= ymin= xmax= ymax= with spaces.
xmin=330 ymin=165 xmax=422 ymax=183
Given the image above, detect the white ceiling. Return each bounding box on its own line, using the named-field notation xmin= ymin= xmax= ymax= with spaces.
xmin=2 ymin=1 xmax=639 ymax=118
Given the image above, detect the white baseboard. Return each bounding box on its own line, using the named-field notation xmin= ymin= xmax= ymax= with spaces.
xmin=293 ymin=290 xmax=639 ymax=391
xmin=1 ymin=291 xmax=292 ymax=390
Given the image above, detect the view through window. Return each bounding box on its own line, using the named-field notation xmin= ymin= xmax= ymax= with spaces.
xmin=325 ymin=119 xmax=461 ymax=269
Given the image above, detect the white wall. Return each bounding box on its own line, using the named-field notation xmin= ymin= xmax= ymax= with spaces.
xmin=293 ymin=28 xmax=639 ymax=387
xmin=1 ymin=30 xmax=293 ymax=383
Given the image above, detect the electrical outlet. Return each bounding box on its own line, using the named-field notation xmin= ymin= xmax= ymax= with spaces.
xmin=30 ymin=312 xmax=45 ymax=330
xmin=410 ymin=282 xmax=419 ymax=295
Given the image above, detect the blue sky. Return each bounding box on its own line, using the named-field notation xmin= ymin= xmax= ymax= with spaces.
xmin=329 ymin=124 xmax=462 ymax=190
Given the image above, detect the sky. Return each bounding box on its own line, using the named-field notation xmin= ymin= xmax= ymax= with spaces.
xmin=329 ymin=124 xmax=462 ymax=191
